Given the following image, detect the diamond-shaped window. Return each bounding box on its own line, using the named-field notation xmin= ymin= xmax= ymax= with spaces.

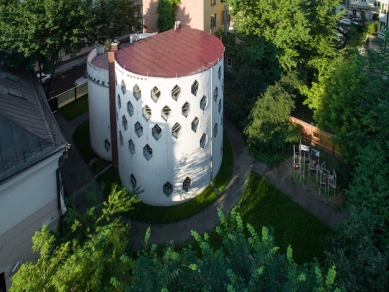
xmin=128 ymin=101 xmax=134 ymax=116
xmin=191 ymin=80 xmax=199 ymax=96
xmin=128 ymin=139 xmax=135 ymax=154
xmin=122 ymin=115 xmax=128 ymax=130
xmin=172 ymin=85 xmax=181 ymax=101
xmin=182 ymin=102 xmax=190 ymax=117
xmin=135 ymin=122 xmax=143 ymax=137
xmin=119 ymin=131 xmax=123 ymax=145
xmin=200 ymin=95 xmax=207 ymax=110
xmin=117 ymin=94 xmax=121 ymax=108
xmin=218 ymin=99 xmax=222 ymax=113
xmin=213 ymin=123 xmax=218 ymax=138
xmin=161 ymin=105 xmax=171 ymax=121
xmin=163 ymin=182 xmax=173 ymax=197
xmin=172 ymin=123 xmax=181 ymax=139
xmin=151 ymin=86 xmax=160 ymax=102
xmin=152 ymin=124 xmax=162 ymax=140
xmin=143 ymin=144 xmax=153 ymax=160
xmin=191 ymin=117 xmax=199 ymax=132
xmin=121 ymin=80 xmax=126 ymax=94
xmin=218 ymin=66 xmax=221 ymax=80
xmin=213 ymin=87 xmax=218 ymax=102
xmin=133 ymin=84 xmax=141 ymax=100
xmin=142 ymin=105 xmax=151 ymax=120
xmin=183 ymin=177 xmax=192 ymax=191
xmin=200 ymin=134 xmax=207 ymax=148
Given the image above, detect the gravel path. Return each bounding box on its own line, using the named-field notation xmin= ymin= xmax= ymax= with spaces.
xmin=56 ymin=112 xmax=347 ymax=250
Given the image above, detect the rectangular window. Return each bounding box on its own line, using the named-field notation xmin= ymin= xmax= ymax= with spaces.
xmin=211 ymin=0 xmax=216 ymax=6
xmin=221 ymin=11 xmax=225 ymax=25
xmin=211 ymin=13 xmax=217 ymax=28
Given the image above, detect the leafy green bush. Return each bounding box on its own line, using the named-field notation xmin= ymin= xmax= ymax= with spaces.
xmin=367 ymin=22 xmax=378 ymax=35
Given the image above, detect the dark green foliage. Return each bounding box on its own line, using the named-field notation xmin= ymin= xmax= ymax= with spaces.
xmin=156 ymin=0 xmax=180 ymax=32
xmin=59 ymin=94 xmax=89 ymax=121
xmin=244 ymin=74 xmax=302 ymax=162
xmin=72 ymin=121 xmax=94 ymax=162
xmin=325 ymin=207 xmax=389 ymax=291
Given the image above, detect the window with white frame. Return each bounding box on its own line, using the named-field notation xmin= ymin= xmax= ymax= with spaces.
xmin=128 ymin=139 xmax=135 ymax=154
xmin=172 ymin=122 xmax=182 ymax=139
xmin=191 ymin=80 xmax=199 ymax=96
xmin=213 ymin=123 xmax=218 ymax=137
xmin=200 ymin=95 xmax=207 ymax=110
xmin=143 ymin=144 xmax=153 ymax=160
xmin=121 ymin=80 xmax=126 ymax=94
xmin=213 ymin=87 xmax=218 ymax=101
xmin=211 ymin=0 xmax=216 ymax=5
xmin=142 ymin=105 xmax=151 ymax=120
xmin=122 ymin=115 xmax=128 ymax=130
xmin=117 ymin=94 xmax=121 ymax=108
xmin=161 ymin=105 xmax=171 ymax=121
xmin=191 ymin=117 xmax=199 ymax=132
xmin=133 ymin=84 xmax=141 ymax=100
xmin=152 ymin=124 xmax=162 ymax=140
xmin=163 ymin=182 xmax=173 ymax=196
xmin=211 ymin=13 xmax=217 ymax=28
xmin=172 ymin=85 xmax=181 ymax=101
xmin=119 ymin=131 xmax=123 ymax=145
xmin=183 ymin=177 xmax=192 ymax=191
xmin=130 ymin=174 xmax=136 ymax=188
xmin=135 ymin=121 xmax=143 ymax=137
xmin=104 ymin=139 xmax=111 ymax=151
xmin=182 ymin=102 xmax=190 ymax=117
xmin=200 ymin=134 xmax=207 ymax=148
xmin=151 ymin=86 xmax=161 ymax=102
xmin=127 ymin=101 xmax=134 ymax=116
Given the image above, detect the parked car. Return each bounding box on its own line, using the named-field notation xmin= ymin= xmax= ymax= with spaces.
xmin=74 ymin=76 xmax=87 ymax=86
xmin=37 ymin=72 xmax=51 ymax=84
xmin=335 ymin=26 xmax=348 ymax=35
xmin=339 ymin=18 xmax=351 ymax=25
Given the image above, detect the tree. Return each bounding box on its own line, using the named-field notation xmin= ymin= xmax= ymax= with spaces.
xmin=10 ymin=184 xmax=139 ymax=291
xmin=89 ymin=0 xmax=141 ymax=45
xmin=244 ymin=74 xmax=302 ymax=162
xmin=156 ymin=0 xmax=180 ymax=32
xmin=0 ymin=0 xmax=90 ymax=95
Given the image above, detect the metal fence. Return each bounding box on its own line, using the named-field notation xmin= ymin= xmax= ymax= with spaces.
xmin=289 ymin=116 xmax=341 ymax=157
xmin=56 ymin=82 xmax=88 ymax=108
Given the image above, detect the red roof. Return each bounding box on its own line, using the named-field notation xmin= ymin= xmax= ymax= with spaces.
xmin=114 ymin=27 xmax=225 ymax=78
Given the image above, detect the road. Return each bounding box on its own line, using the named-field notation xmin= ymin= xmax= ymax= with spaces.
xmin=41 ymin=62 xmax=86 ymax=98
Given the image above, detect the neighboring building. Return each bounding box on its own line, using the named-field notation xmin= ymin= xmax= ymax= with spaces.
xmin=344 ymin=0 xmax=389 ymax=28
xmin=142 ymin=0 xmax=233 ymax=34
xmin=0 ymin=57 xmax=68 ymax=290
xmin=87 ymin=27 xmax=224 ymax=206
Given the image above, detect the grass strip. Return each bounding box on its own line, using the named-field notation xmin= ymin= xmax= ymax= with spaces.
xmin=59 ymin=94 xmax=88 ymax=120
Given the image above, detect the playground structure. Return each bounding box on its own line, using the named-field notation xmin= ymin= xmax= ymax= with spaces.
xmin=293 ymin=141 xmax=337 ymax=197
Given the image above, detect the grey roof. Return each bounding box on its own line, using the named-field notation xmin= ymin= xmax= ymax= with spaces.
xmin=0 ymin=57 xmax=68 ymax=182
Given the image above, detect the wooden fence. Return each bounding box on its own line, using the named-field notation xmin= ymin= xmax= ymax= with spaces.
xmin=56 ymin=82 xmax=88 ymax=108
xmin=289 ymin=116 xmax=341 ymax=157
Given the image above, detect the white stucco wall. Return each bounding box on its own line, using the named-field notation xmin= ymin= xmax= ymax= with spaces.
xmin=87 ymin=48 xmax=111 ymax=161
xmin=115 ymin=58 xmax=224 ymax=206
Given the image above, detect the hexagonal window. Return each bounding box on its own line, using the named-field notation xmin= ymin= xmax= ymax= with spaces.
xmin=161 ymin=105 xmax=171 ymax=121
xmin=172 ymin=122 xmax=182 ymax=139
xmin=191 ymin=117 xmax=199 ymax=132
xmin=142 ymin=105 xmax=151 ymax=120
xmin=182 ymin=102 xmax=190 ymax=117
xmin=191 ymin=80 xmax=199 ymax=96
xmin=200 ymin=133 xmax=207 ymax=148
xmin=128 ymin=139 xmax=135 ymax=154
xmin=127 ymin=101 xmax=134 ymax=117
xmin=117 ymin=94 xmax=121 ymax=108
xmin=130 ymin=174 xmax=136 ymax=189
xmin=133 ymin=84 xmax=141 ymax=100
xmin=122 ymin=115 xmax=128 ymax=130
xmin=151 ymin=86 xmax=160 ymax=102
xmin=135 ymin=121 xmax=143 ymax=137
xmin=163 ymin=181 xmax=173 ymax=197
xmin=119 ymin=131 xmax=123 ymax=145
xmin=218 ymin=99 xmax=222 ymax=113
xmin=143 ymin=144 xmax=153 ymax=160
xmin=183 ymin=177 xmax=192 ymax=192
xmin=213 ymin=123 xmax=218 ymax=137
xmin=200 ymin=95 xmax=207 ymax=111
xmin=152 ymin=124 xmax=162 ymax=140
xmin=172 ymin=85 xmax=181 ymax=101
xmin=121 ymin=80 xmax=126 ymax=94
xmin=213 ymin=87 xmax=218 ymax=102
xmin=218 ymin=66 xmax=221 ymax=80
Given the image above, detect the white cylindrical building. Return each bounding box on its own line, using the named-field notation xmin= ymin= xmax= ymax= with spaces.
xmin=88 ymin=27 xmax=224 ymax=206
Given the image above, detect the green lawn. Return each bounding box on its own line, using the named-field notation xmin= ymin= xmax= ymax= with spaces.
xmin=73 ymin=120 xmax=94 ymax=162
xmin=236 ymin=171 xmax=332 ymax=264
xmin=97 ymin=135 xmax=234 ymax=224
xmin=59 ymin=94 xmax=88 ymax=120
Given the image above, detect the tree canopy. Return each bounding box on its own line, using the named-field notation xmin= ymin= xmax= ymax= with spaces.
xmin=156 ymin=0 xmax=180 ymax=32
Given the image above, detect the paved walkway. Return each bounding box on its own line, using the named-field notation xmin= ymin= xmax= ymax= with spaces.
xmin=55 ymin=112 xmax=347 ymax=250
